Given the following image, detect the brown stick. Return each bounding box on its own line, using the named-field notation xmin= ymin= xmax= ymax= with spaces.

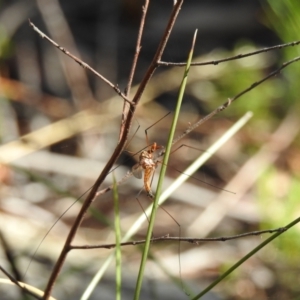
xmin=28 ymin=20 xmax=133 ymax=106
xmin=120 ymin=0 xmax=150 ymax=141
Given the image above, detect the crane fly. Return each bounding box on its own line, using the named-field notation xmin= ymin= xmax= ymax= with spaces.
xmin=131 ymin=142 xmax=163 ymax=198
xmin=129 ymin=110 xmax=234 ymax=199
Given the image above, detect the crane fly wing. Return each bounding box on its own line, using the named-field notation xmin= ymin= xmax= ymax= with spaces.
xmin=132 ymin=163 xmax=143 ymax=179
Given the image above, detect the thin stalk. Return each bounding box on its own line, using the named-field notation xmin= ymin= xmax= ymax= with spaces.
xmin=120 ymin=0 xmax=150 ymax=140
xmin=113 ymin=175 xmax=122 ymax=300
xmin=133 ymin=29 xmax=198 ymax=300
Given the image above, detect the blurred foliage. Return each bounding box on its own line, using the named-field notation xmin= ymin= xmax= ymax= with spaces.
xmin=200 ymin=2 xmax=300 ymax=298
xmin=211 ymin=43 xmax=285 ymax=121
xmin=261 ymin=0 xmax=300 ymax=245
xmin=255 ymin=1 xmax=300 ymax=298
xmin=0 ymin=26 xmax=13 ymax=59
xmin=263 ymin=0 xmax=300 ymax=102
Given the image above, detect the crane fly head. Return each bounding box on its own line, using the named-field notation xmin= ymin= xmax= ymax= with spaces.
xmin=148 ymin=142 xmax=164 ymax=162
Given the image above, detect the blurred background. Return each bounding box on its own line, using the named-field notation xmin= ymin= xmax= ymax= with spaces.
xmin=1 ymin=0 xmax=300 ymax=299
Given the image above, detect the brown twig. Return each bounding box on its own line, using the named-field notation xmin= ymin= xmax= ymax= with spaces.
xmin=28 ymin=20 xmax=133 ymax=106
xmin=120 ymin=0 xmax=150 ymax=140
xmin=125 ymin=0 xmax=150 ymax=98
xmin=159 ymin=40 xmax=300 ymax=66
xmin=70 ymin=227 xmax=286 ymax=249
xmin=41 ymin=1 xmax=184 ymax=298
xmin=171 ymin=55 xmax=300 ymax=146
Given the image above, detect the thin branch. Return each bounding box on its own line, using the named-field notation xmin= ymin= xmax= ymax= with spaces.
xmin=120 ymin=0 xmax=150 ymax=140
xmin=125 ymin=0 xmax=149 ymax=97
xmin=171 ymin=55 xmax=300 ymax=146
xmin=28 ymin=20 xmax=133 ymax=106
xmin=159 ymin=40 xmax=300 ymax=67
xmin=42 ymin=1 xmax=184 ymax=298
xmin=130 ymin=0 xmax=184 ymax=105
xmin=70 ymin=227 xmax=287 ymax=249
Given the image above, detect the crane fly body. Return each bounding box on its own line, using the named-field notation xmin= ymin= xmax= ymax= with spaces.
xmin=132 ymin=142 xmax=163 ymax=198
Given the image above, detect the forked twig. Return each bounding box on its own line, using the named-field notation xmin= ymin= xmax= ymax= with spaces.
xmin=28 ymin=20 xmax=133 ymax=106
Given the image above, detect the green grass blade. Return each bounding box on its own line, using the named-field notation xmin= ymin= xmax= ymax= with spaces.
xmin=113 ymin=175 xmax=122 ymax=300
xmin=133 ymin=29 xmax=198 ymax=300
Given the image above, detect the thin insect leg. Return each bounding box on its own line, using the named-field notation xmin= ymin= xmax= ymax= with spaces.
xmin=169 ymin=144 xmax=209 ymax=156
xmin=97 ymin=146 xmax=155 ymax=198
xmin=122 ymin=144 xmax=149 ymax=158
xmin=109 ymin=124 xmax=143 ymax=174
xmin=159 ymin=205 xmax=184 ymax=290
xmin=144 ymin=111 xmax=170 ymax=147
xmin=155 ymin=157 xmax=234 ymax=193
xmin=135 ymin=188 xmax=150 ymax=223
xmin=147 ymin=163 xmax=185 ymax=290
xmin=125 ymin=123 xmax=140 ymax=150
xmin=146 ymin=167 xmax=185 ymax=292
xmin=158 ymin=143 xmax=211 ymax=159
xmin=156 ymin=144 xmax=235 ymax=194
